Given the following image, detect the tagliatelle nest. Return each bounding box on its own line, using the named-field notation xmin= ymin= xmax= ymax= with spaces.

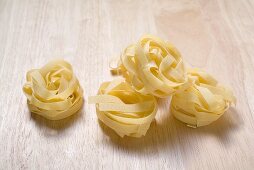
xmin=23 ymin=59 xmax=83 ymax=120
xmin=112 ymin=35 xmax=189 ymax=98
xmin=170 ymin=68 xmax=236 ymax=127
xmin=89 ymin=78 xmax=157 ymax=137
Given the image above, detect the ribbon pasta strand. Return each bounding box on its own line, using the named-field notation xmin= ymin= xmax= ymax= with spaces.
xmin=112 ymin=35 xmax=189 ymax=98
xmin=23 ymin=59 xmax=83 ymax=120
xmin=170 ymin=68 xmax=236 ymax=127
xmin=89 ymin=78 xmax=157 ymax=137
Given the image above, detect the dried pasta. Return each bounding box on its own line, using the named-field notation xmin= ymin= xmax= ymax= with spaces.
xmin=112 ymin=35 xmax=189 ymax=98
xmin=170 ymin=68 xmax=236 ymax=127
xmin=23 ymin=59 xmax=83 ymax=120
xmin=89 ymin=78 xmax=157 ymax=137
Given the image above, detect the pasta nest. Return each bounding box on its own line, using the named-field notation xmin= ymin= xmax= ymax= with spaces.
xmin=23 ymin=59 xmax=83 ymax=120
xmin=170 ymin=68 xmax=236 ymax=127
xmin=89 ymin=78 xmax=157 ymax=137
xmin=114 ymin=35 xmax=189 ymax=98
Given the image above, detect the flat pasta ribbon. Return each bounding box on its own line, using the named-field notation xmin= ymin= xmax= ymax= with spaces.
xmin=89 ymin=78 xmax=157 ymax=137
xmin=23 ymin=59 xmax=83 ymax=120
xmin=170 ymin=68 xmax=236 ymax=127
xmin=112 ymin=35 xmax=189 ymax=98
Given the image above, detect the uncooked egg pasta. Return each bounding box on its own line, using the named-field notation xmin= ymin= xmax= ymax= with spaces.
xmin=112 ymin=35 xmax=189 ymax=98
xmin=90 ymin=35 xmax=236 ymax=137
xmin=88 ymin=78 xmax=157 ymax=137
xmin=170 ymin=68 xmax=236 ymax=127
xmin=23 ymin=59 xmax=83 ymax=120
xmin=22 ymin=35 xmax=236 ymax=137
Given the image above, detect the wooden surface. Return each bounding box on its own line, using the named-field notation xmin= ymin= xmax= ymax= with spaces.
xmin=0 ymin=0 xmax=254 ymax=169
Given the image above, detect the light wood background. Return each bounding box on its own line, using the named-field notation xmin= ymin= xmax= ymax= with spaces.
xmin=0 ymin=0 xmax=254 ymax=169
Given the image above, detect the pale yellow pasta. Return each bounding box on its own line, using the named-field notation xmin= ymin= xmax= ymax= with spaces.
xmin=23 ymin=59 xmax=83 ymax=120
xmin=89 ymin=78 xmax=157 ymax=137
xmin=171 ymin=68 xmax=236 ymax=127
xmin=112 ymin=35 xmax=189 ymax=98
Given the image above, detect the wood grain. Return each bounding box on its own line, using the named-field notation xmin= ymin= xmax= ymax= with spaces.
xmin=0 ymin=0 xmax=254 ymax=169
